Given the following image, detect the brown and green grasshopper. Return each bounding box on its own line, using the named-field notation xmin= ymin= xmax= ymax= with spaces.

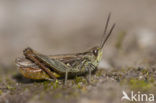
xmin=15 ymin=14 xmax=115 ymax=81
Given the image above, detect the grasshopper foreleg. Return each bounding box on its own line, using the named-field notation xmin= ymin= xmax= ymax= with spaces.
xmin=23 ymin=47 xmax=57 ymax=80
xmin=88 ymin=63 xmax=96 ymax=83
xmin=88 ymin=67 xmax=91 ymax=82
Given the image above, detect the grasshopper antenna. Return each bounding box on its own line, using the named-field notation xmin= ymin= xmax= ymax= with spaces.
xmin=101 ymin=23 xmax=115 ymax=49
xmin=100 ymin=13 xmax=111 ymax=48
xmin=100 ymin=13 xmax=115 ymax=49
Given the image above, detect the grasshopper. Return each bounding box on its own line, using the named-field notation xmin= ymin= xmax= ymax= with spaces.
xmin=15 ymin=13 xmax=115 ymax=81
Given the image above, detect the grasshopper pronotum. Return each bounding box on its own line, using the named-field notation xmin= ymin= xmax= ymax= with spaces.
xmin=15 ymin=13 xmax=115 ymax=81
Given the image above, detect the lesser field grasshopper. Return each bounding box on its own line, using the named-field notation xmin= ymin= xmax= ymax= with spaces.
xmin=15 ymin=14 xmax=115 ymax=82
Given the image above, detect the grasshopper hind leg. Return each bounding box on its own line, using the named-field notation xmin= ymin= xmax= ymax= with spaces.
xmin=23 ymin=47 xmax=57 ymax=80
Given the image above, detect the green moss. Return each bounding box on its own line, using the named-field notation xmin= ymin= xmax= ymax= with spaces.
xmin=74 ymin=77 xmax=87 ymax=85
xmin=42 ymin=81 xmax=51 ymax=90
xmin=75 ymin=77 xmax=83 ymax=84
xmin=128 ymin=78 xmax=153 ymax=91
xmin=6 ymin=84 xmax=15 ymax=90
xmin=0 ymin=90 xmax=3 ymax=95
xmin=42 ymin=80 xmax=61 ymax=91
xmin=149 ymin=76 xmax=155 ymax=83
xmin=96 ymin=69 xmax=103 ymax=77
xmin=76 ymin=83 xmax=82 ymax=89
xmin=5 ymin=78 xmax=13 ymax=84
xmin=52 ymin=80 xmax=59 ymax=89
xmin=141 ymin=69 xmax=148 ymax=75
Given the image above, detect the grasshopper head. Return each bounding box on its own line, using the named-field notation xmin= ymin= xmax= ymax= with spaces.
xmin=90 ymin=13 xmax=115 ymax=66
xmin=90 ymin=47 xmax=103 ymax=63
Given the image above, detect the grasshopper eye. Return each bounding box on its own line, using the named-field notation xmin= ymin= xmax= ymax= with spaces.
xmin=93 ymin=49 xmax=98 ymax=56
